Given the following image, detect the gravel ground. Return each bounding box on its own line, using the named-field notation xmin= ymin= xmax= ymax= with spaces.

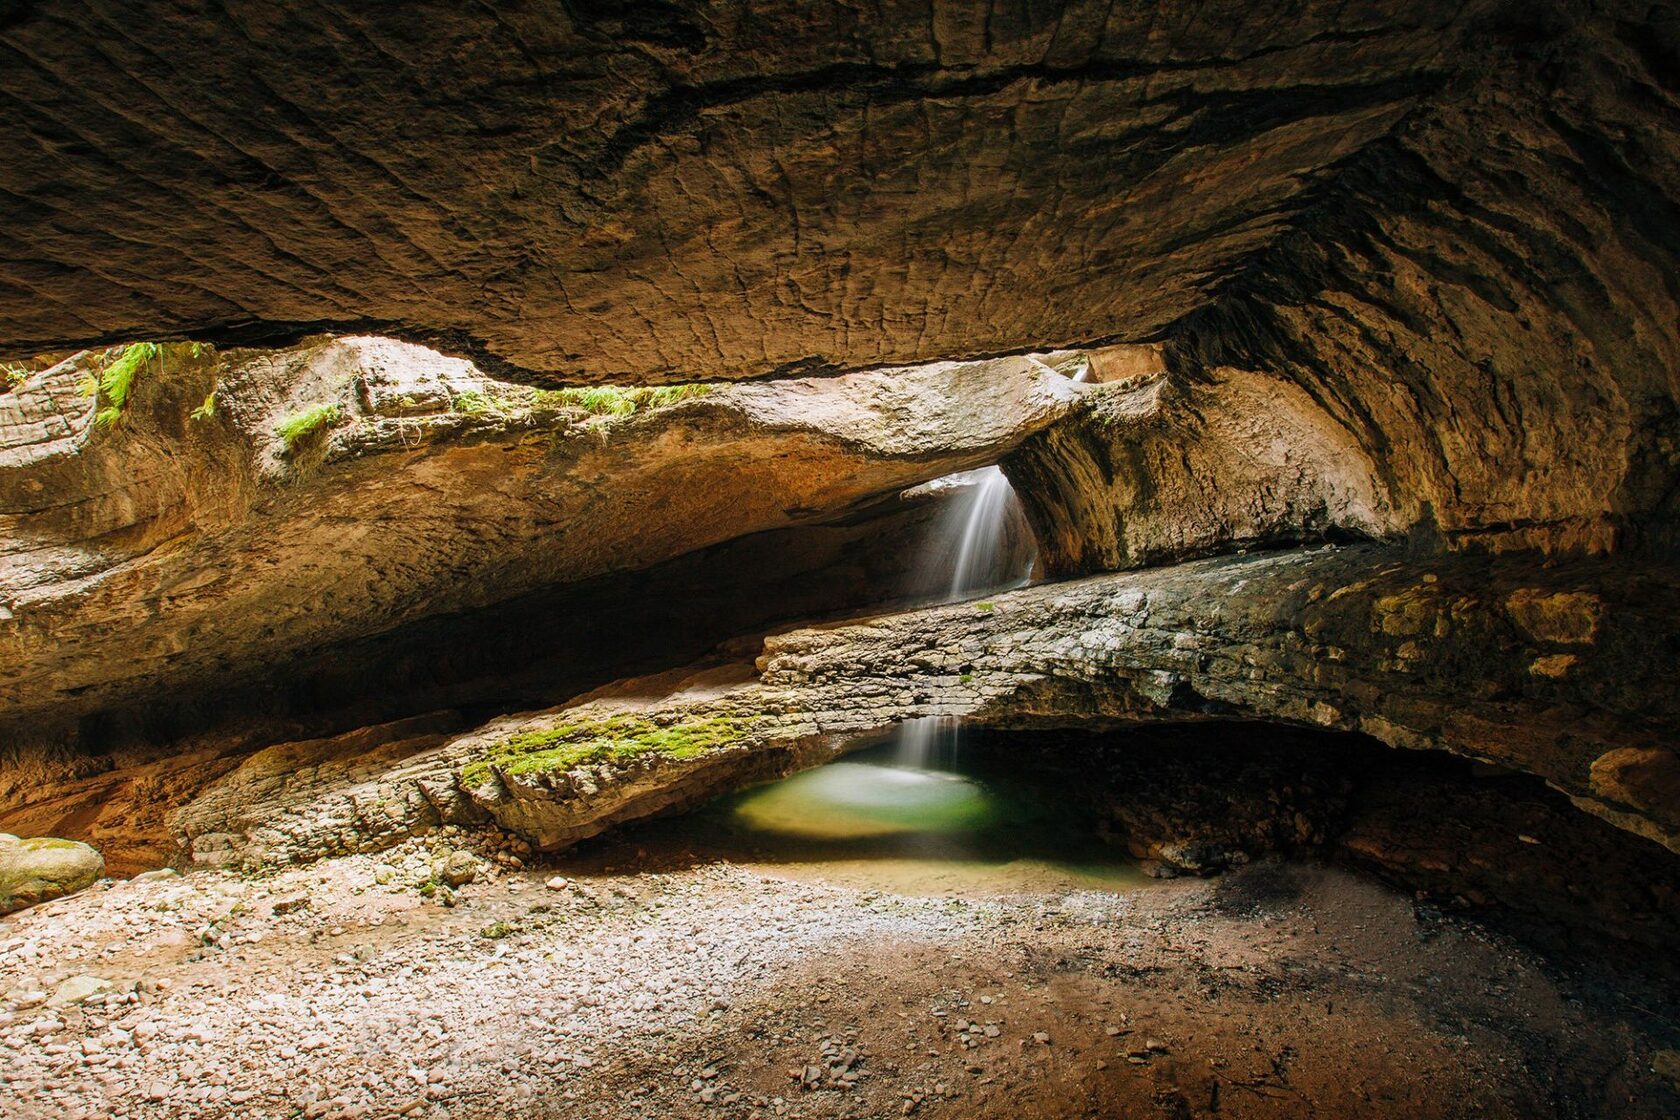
xmin=2 ymin=825 xmax=1677 ymax=1120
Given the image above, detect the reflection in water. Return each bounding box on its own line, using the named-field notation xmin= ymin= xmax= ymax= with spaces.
xmin=730 ymin=761 xmax=997 ymax=840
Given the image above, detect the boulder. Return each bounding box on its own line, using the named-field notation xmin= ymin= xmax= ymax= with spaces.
xmin=0 ymin=834 xmax=105 ymax=915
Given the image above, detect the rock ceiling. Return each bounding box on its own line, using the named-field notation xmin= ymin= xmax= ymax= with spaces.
xmin=0 ymin=1 xmax=1667 ymax=385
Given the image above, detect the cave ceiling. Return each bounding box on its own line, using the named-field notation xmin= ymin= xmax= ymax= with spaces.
xmin=4 ymin=0 xmax=1670 ymax=384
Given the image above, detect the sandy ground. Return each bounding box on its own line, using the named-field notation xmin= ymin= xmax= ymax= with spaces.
xmin=2 ymin=826 xmax=1677 ymax=1120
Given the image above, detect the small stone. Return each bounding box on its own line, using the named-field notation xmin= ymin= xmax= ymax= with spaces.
xmin=1032 ymin=1032 xmax=1051 ymax=1045
xmin=545 ymin=877 xmax=569 ymax=892
xmin=131 ymin=868 xmax=180 ymax=883
xmin=435 ymin=850 xmax=482 ymax=888
xmin=49 ymin=975 xmax=113 ymax=1006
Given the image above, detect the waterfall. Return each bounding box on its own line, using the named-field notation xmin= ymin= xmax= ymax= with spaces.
xmin=894 ymin=464 xmax=1035 ymax=769
xmin=946 ymin=466 xmax=1016 ymax=601
xmin=924 ymin=465 xmax=1035 ymax=604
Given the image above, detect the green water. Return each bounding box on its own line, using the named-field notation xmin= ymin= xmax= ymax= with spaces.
xmin=728 ymin=762 xmax=1001 ymax=840
xmin=652 ymin=743 xmax=1153 ymax=897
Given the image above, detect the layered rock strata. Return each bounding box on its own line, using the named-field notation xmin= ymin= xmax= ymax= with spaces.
xmin=147 ymin=543 xmax=1680 ymax=869
xmin=0 ymin=337 xmax=1079 ymax=741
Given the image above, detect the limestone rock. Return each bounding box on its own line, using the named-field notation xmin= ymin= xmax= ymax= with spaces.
xmin=0 ymin=834 xmax=105 ymax=915
xmin=159 ymin=544 xmax=1680 ymax=864
xmin=1007 ymin=363 xmax=1396 ymax=574
xmin=0 ymin=5 xmax=1672 ymax=567
xmin=0 ymin=338 xmax=1079 ymax=744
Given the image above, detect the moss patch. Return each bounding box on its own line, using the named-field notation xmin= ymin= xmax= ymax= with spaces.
xmin=460 ymin=713 xmax=762 ymax=789
xmin=275 ymin=403 xmax=344 ymax=454
xmin=531 ymin=383 xmax=712 ymax=417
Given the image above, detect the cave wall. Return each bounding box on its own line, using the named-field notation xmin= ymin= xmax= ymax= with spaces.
xmin=1168 ymin=26 xmax=1680 ymax=557
xmin=1006 ymin=357 xmax=1397 ymax=574
xmin=1 ymin=2 xmax=1673 ymax=567
xmin=0 ymin=337 xmax=1077 ymax=735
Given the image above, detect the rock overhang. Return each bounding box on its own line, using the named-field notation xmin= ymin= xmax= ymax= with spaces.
xmin=0 ymin=335 xmax=1083 ymax=735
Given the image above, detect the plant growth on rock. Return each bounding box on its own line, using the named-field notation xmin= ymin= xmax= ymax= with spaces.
xmin=459 ymin=713 xmax=763 ymax=789
xmin=275 ymin=402 xmax=344 ymax=454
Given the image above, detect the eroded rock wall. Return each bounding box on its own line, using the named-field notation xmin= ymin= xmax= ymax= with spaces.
xmin=0 ymin=337 xmax=1078 ymax=738
xmin=1167 ymin=22 xmax=1680 ymax=556
xmin=1007 ymin=359 xmax=1397 ymax=574
xmin=0 ymin=1 xmax=1479 ymax=380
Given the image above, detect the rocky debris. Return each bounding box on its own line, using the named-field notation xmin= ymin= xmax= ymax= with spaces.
xmin=1 ymin=802 xmax=1678 ymax=1118
xmin=0 ymin=834 xmax=104 ymax=915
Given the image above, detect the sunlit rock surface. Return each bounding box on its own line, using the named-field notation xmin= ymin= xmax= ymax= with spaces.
xmin=0 ymin=337 xmax=1079 ymax=739
xmin=1008 ymin=362 xmax=1397 ymax=573
xmin=0 ymin=834 xmax=104 ymax=915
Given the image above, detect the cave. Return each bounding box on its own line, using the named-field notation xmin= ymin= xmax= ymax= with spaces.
xmin=2 ymin=3 xmax=1680 ymax=1118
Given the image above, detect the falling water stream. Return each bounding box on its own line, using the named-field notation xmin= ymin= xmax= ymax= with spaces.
xmin=894 ymin=464 xmax=1033 ymax=769
xmin=624 ymin=455 xmax=1149 ymax=896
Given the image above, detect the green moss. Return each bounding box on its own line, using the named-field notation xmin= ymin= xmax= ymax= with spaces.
xmin=532 ymin=383 xmax=712 ymax=417
xmin=88 ymin=342 xmax=159 ymax=428
xmin=974 ymin=602 xmax=995 ymax=612
xmin=18 ymin=837 xmax=86 ymax=851
xmin=190 ymin=389 xmax=217 ymax=421
xmin=479 ymin=920 xmax=516 ymax=939
xmin=275 ymin=403 xmax=344 ymax=453
xmin=459 ymin=713 xmax=763 ymax=789
xmin=451 ymin=389 xmax=512 ymax=416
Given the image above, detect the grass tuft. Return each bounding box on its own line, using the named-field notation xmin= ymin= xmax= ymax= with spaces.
xmin=89 ymin=342 xmax=161 ymax=428
xmin=532 ymin=383 xmax=712 ymax=417
xmin=275 ymin=403 xmax=344 ymax=454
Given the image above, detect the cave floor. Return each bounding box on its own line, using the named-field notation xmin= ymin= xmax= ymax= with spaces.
xmin=2 ymin=831 xmax=1675 ymax=1120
